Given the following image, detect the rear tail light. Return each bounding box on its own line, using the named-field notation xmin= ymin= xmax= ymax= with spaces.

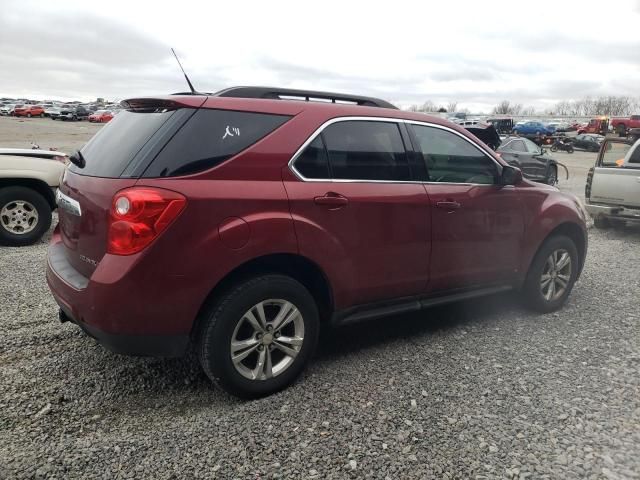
xmin=107 ymin=187 xmax=186 ymax=255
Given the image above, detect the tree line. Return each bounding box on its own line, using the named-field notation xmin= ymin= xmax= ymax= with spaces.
xmin=407 ymin=96 xmax=640 ymax=117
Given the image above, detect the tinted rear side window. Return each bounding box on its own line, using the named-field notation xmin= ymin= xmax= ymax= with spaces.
xmin=143 ymin=109 xmax=291 ymax=177
xmin=321 ymin=121 xmax=410 ymax=181
xmin=73 ymin=110 xmax=176 ymax=177
xmin=293 ymin=136 xmax=330 ymax=179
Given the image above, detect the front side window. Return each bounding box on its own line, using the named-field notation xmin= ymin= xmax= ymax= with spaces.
xmin=410 ymin=125 xmax=498 ymax=184
xmin=321 ymin=121 xmax=410 ymax=181
xmin=509 ymin=139 xmax=526 ymax=152
xmin=523 ymin=138 xmax=541 ymax=154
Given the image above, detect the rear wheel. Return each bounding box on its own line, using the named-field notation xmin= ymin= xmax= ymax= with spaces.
xmin=550 ymin=145 xmax=558 ymax=152
xmin=26 ymin=113 xmax=31 ymax=118
xmin=522 ymin=235 xmax=578 ymax=313
xmin=617 ymin=124 xmax=626 ymax=137
xmin=0 ymin=187 xmax=52 ymax=246
xmin=198 ymin=275 xmax=320 ymax=398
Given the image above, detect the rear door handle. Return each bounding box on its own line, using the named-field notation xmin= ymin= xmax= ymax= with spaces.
xmin=436 ymin=200 xmax=461 ymax=211
xmin=314 ymin=193 xmax=349 ymax=209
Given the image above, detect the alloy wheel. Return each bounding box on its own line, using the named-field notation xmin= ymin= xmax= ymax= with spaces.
xmin=540 ymin=249 xmax=572 ymax=302
xmin=230 ymin=299 xmax=305 ymax=380
xmin=0 ymin=200 xmax=39 ymax=234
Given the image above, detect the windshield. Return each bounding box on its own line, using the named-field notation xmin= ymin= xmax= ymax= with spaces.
xmin=601 ymin=141 xmax=631 ymax=167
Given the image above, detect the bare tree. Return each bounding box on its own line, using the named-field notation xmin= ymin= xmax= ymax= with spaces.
xmin=447 ymin=101 xmax=458 ymax=113
xmin=492 ymin=100 xmax=522 ymax=115
xmin=521 ymin=106 xmax=536 ymax=116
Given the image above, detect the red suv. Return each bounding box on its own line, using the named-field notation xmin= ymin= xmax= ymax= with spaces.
xmin=46 ymin=87 xmax=588 ymax=398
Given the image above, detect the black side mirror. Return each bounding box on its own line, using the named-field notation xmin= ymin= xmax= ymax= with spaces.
xmin=501 ymin=165 xmax=522 ymax=185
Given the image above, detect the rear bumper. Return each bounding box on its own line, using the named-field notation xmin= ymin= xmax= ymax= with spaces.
xmin=46 ymin=240 xmax=191 ymax=358
xmin=586 ymin=203 xmax=640 ymax=222
xmin=58 ymin=308 xmax=188 ymax=357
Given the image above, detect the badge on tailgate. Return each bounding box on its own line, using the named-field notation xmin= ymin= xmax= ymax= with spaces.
xmin=56 ymin=189 xmax=82 ymax=216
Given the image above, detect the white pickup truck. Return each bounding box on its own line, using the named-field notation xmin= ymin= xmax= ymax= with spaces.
xmin=0 ymin=148 xmax=67 ymax=245
xmin=585 ymin=137 xmax=640 ymax=228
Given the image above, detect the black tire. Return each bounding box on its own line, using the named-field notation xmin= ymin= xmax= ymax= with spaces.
xmin=593 ymin=216 xmax=610 ymax=229
xmin=40 ymin=113 xmax=44 ymax=118
xmin=198 ymin=274 xmax=320 ymax=398
xmin=546 ymin=165 xmax=558 ymax=185
xmin=513 ymin=129 xmax=519 ymax=135
xmin=26 ymin=113 xmax=31 ymax=118
xmin=566 ymin=145 xmax=574 ymax=154
xmin=550 ymin=145 xmax=558 ymax=152
xmin=617 ymin=124 xmax=626 ymax=137
xmin=521 ymin=235 xmax=579 ymax=313
xmin=0 ymin=187 xmax=52 ymax=246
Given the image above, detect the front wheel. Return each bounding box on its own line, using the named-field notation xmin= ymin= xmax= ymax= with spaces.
xmin=0 ymin=187 xmax=52 ymax=246
xmin=550 ymin=145 xmax=558 ymax=152
xmin=198 ymin=275 xmax=320 ymax=398
xmin=617 ymin=125 xmax=626 ymax=137
xmin=521 ymin=235 xmax=578 ymax=313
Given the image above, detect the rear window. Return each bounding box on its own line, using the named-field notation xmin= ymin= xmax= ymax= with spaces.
xmin=72 ymin=109 xmax=176 ymax=177
xmin=142 ymin=109 xmax=291 ymax=177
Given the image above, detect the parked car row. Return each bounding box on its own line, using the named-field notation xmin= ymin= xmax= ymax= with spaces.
xmin=1 ymin=99 xmax=120 ymax=123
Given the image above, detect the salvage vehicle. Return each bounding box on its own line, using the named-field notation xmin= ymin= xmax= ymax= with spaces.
xmin=497 ymin=136 xmax=562 ymax=185
xmin=610 ymin=115 xmax=640 ymax=137
xmin=13 ymin=105 xmax=45 ymax=118
xmin=46 ymin=87 xmax=588 ymax=398
xmin=573 ymin=134 xmax=604 ymax=152
xmin=88 ymin=110 xmax=114 ymax=123
xmin=512 ymin=121 xmax=555 ymax=136
xmin=578 ymin=117 xmax=609 ymax=135
xmin=0 ymin=148 xmax=67 ymax=245
xmin=0 ymin=104 xmax=22 ymax=116
xmin=486 ymin=116 xmax=514 ymax=134
xmin=585 ymin=137 xmax=640 ymax=228
xmin=58 ymin=105 xmax=90 ymax=121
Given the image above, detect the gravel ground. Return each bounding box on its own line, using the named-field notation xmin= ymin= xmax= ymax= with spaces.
xmin=1 ymin=120 xmax=639 ymax=479
xmin=1 ymin=224 xmax=639 ymax=479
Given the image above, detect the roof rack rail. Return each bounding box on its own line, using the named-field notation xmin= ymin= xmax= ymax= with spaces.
xmin=212 ymin=86 xmax=398 ymax=109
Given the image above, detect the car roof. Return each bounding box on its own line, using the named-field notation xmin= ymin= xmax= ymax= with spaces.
xmin=122 ymin=94 xmax=466 ymax=130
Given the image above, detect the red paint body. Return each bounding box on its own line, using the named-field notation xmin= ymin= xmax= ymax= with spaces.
xmin=88 ymin=111 xmax=114 ymax=123
xmin=46 ymin=95 xmax=588 ymax=355
xmin=14 ymin=105 xmax=45 ymax=117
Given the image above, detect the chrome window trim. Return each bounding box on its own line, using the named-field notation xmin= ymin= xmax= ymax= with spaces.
xmin=288 ymin=116 xmax=503 ymax=186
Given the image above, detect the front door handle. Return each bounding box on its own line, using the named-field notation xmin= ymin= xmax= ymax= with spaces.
xmin=436 ymin=200 xmax=461 ymax=211
xmin=314 ymin=193 xmax=349 ymax=209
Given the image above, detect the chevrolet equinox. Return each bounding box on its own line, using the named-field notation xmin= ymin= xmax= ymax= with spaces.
xmin=47 ymin=87 xmax=588 ymax=398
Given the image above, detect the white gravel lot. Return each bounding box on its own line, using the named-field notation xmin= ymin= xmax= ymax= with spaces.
xmin=0 ymin=118 xmax=639 ymax=479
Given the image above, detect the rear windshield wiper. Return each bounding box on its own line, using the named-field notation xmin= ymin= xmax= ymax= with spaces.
xmin=69 ymin=150 xmax=86 ymax=168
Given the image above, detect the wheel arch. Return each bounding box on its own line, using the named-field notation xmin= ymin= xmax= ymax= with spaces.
xmin=0 ymin=178 xmax=56 ymax=209
xmin=522 ymin=221 xmax=587 ymax=287
xmin=191 ymin=253 xmax=334 ymax=338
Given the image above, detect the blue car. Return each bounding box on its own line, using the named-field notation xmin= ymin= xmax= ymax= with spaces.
xmin=513 ymin=121 xmax=555 ymax=135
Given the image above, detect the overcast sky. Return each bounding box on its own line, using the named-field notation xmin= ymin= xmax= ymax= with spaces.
xmin=1 ymin=0 xmax=639 ymax=112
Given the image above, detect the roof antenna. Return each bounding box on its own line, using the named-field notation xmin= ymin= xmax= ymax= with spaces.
xmin=171 ymin=48 xmax=198 ymax=94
